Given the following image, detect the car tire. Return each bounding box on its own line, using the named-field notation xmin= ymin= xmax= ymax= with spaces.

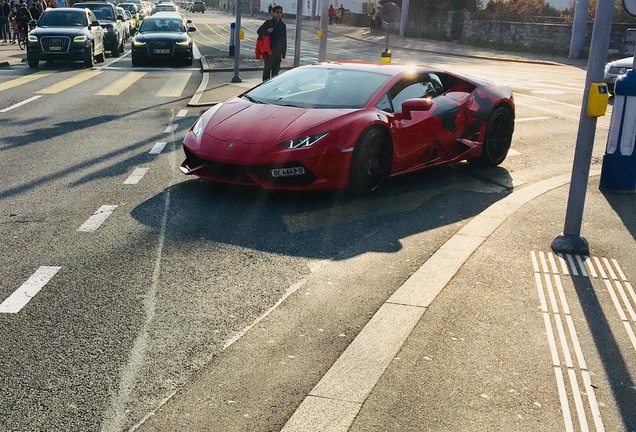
xmin=468 ymin=106 xmax=514 ymax=167
xmin=84 ymin=44 xmax=95 ymax=68
xmin=348 ymin=127 xmax=392 ymax=196
xmin=131 ymin=54 xmax=141 ymax=66
xmin=27 ymin=55 xmax=39 ymax=68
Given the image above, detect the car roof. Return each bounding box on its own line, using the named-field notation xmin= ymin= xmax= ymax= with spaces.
xmin=306 ymin=61 xmax=437 ymax=76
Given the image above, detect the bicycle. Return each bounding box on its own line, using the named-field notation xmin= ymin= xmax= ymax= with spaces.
xmin=17 ymin=22 xmax=29 ymax=50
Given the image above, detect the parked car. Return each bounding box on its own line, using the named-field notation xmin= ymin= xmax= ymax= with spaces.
xmin=131 ymin=12 xmax=196 ymax=66
xmin=191 ymin=0 xmax=205 ymax=12
xmin=180 ymin=62 xmax=515 ymax=195
xmin=26 ymin=7 xmax=106 ymax=68
xmin=73 ymin=2 xmax=126 ymax=56
xmin=604 ymin=56 xmax=633 ymax=95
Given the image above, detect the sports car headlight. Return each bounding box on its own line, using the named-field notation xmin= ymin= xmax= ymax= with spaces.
xmin=133 ymin=39 xmax=146 ymax=46
xmin=176 ymin=40 xmax=189 ymax=46
xmin=281 ymin=132 xmax=330 ymax=149
xmin=74 ymin=35 xmax=87 ymax=42
xmin=192 ymin=117 xmax=204 ymax=137
xmin=28 ymin=34 xmax=38 ymax=42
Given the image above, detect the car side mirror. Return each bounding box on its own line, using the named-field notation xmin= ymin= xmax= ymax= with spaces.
xmin=401 ymin=98 xmax=433 ymax=120
xmin=117 ymin=14 xmax=124 ymax=20
xmin=187 ymin=26 xmax=196 ymax=32
xmin=186 ymin=19 xmax=192 ymax=23
xmin=90 ymin=20 xmax=100 ymax=27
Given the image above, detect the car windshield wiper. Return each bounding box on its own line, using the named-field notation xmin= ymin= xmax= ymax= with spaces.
xmin=242 ymin=94 xmax=262 ymax=104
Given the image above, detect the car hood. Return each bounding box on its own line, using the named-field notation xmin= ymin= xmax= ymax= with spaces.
xmin=32 ymin=27 xmax=88 ymax=37
xmin=609 ymin=57 xmax=634 ymax=68
xmin=203 ymin=98 xmax=350 ymax=145
xmin=136 ymin=32 xmax=188 ymax=42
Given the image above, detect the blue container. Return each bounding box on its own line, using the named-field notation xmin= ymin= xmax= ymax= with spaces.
xmin=600 ymin=70 xmax=636 ymax=192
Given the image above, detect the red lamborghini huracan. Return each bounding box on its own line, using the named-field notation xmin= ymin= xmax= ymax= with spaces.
xmin=181 ymin=62 xmax=515 ymax=195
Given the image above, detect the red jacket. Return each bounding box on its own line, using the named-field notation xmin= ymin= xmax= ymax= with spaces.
xmin=255 ymin=34 xmax=272 ymax=59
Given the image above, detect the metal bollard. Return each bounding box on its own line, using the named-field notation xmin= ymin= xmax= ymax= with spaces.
xmin=229 ymin=22 xmax=236 ymax=57
xmin=600 ymin=69 xmax=636 ymax=193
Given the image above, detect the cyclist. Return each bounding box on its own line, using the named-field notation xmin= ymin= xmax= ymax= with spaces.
xmin=15 ymin=2 xmax=31 ymax=41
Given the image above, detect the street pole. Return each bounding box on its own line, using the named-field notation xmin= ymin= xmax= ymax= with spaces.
xmin=294 ymin=0 xmax=303 ymax=67
xmin=399 ymin=0 xmax=409 ymax=38
xmin=231 ymin=0 xmax=242 ymax=83
xmin=569 ymin=0 xmax=590 ymax=59
xmin=552 ymin=0 xmax=616 ymax=254
xmin=318 ymin=0 xmax=328 ymax=61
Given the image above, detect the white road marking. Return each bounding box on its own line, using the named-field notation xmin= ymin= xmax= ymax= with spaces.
xmin=616 ymin=280 xmax=636 ymax=321
xmin=565 ymin=314 xmax=587 ymax=370
xmin=96 ymin=71 xmax=147 ymax=96
xmin=602 ymin=257 xmax=618 ymax=280
xmin=532 ymin=89 xmax=566 ymax=95
xmin=593 ymin=256 xmax=607 ymax=279
xmin=582 ymin=371 xmax=605 ymax=431
xmin=612 ymin=258 xmax=627 ymax=281
xmin=0 ymin=95 xmax=42 ymax=113
xmin=0 ymin=266 xmax=61 ymax=313
xmin=515 ymin=116 xmax=551 ymax=122
xmin=554 ymin=367 xmax=575 ymax=432
xmin=0 ymin=70 xmax=54 ymax=92
xmin=556 ymin=253 xmax=570 ymax=275
xmin=176 ymin=109 xmax=188 ymax=117
xmin=575 ymin=255 xmax=588 ymax=277
xmin=124 ymin=167 xmax=149 ymax=184
xmin=584 ymin=256 xmax=598 ymax=278
xmin=567 ymin=368 xmax=589 ymax=432
xmin=605 ymin=279 xmax=628 ymax=321
xmin=156 ymin=73 xmax=191 ymax=97
xmin=78 ymin=205 xmax=118 ymax=232
xmin=553 ymin=312 xmax=573 ymax=368
xmin=554 ymin=275 xmax=570 ymax=314
xmin=535 ymin=273 xmax=548 ymax=312
xmin=149 ymin=142 xmax=167 ymax=154
xmin=37 ymin=70 xmax=103 ymax=94
xmin=164 ymin=124 xmax=177 ymax=134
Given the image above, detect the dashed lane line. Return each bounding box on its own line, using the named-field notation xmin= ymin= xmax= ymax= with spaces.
xmin=78 ymin=205 xmax=118 ymax=232
xmin=0 ymin=266 xmax=62 ymax=314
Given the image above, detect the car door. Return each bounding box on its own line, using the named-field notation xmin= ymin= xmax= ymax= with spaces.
xmin=87 ymin=10 xmax=103 ymax=53
xmin=384 ymin=72 xmax=466 ymax=173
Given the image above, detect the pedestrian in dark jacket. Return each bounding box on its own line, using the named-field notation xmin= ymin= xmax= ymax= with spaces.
xmin=1 ymin=0 xmax=11 ymax=42
xmin=257 ymin=4 xmax=286 ymax=81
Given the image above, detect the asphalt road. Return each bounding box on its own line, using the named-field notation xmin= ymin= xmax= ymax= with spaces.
xmin=0 ymin=11 xmax=617 ymax=431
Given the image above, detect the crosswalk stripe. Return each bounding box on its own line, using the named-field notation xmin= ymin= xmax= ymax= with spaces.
xmin=96 ymin=71 xmax=147 ymax=96
xmin=0 ymin=71 xmax=55 ymax=93
xmin=156 ymin=72 xmax=191 ymax=97
xmin=36 ymin=70 xmax=103 ymax=94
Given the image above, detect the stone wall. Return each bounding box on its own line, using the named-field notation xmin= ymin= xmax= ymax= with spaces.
xmin=343 ymin=10 xmax=636 ymax=57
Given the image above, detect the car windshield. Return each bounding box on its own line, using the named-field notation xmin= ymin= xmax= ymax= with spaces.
xmin=244 ymin=67 xmax=391 ymax=109
xmin=38 ymin=10 xmax=88 ymax=27
xmin=79 ymin=5 xmax=115 ymax=21
xmin=140 ymin=18 xmax=184 ymax=32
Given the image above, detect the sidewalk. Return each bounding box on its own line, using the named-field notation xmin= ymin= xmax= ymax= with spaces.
xmin=0 ymin=40 xmax=25 ymax=67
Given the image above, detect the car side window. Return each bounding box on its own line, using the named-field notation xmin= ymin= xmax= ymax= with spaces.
xmin=375 ymin=92 xmax=393 ymax=113
xmin=389 ymin=74 xmax=442 ymax=113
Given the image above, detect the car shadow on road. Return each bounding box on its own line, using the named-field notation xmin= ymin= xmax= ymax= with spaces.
xmin=130 ymin=164 xmax=514 ymax=261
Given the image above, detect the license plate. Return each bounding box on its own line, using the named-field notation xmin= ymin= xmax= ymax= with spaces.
xmin=271 ymin=167 xmax=305 ymax=177
xmin=153 ymin=48 xmax=170 ymax=54
xmin=49 ymin=46 xmax=62 ymax=51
